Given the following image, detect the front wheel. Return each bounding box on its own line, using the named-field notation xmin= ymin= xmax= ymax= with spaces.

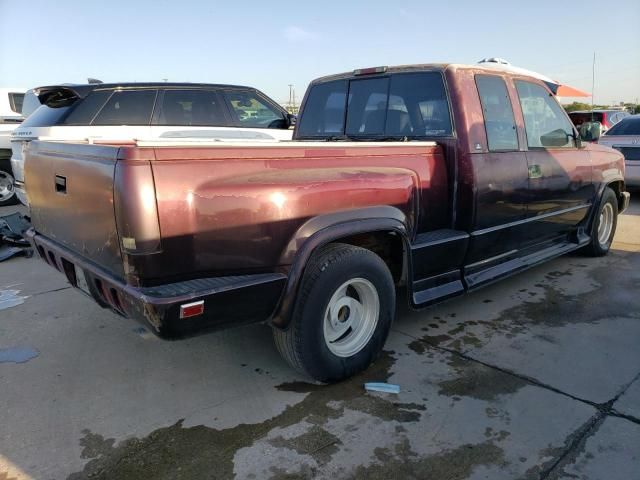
xmin=0 ymin=159 xmax=18 ymax=207
xmin=582 ymin=187 xmax=618 ymax=257
xmin=273 ymin=243 xmax=395 ymax=383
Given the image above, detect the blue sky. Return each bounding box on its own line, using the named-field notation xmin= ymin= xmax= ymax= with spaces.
xmin=1 ymin=0 xmax=638 ymax=105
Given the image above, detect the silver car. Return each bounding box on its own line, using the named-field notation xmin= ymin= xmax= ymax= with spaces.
xmin=598 ymin=115 xmax=640 ymax=187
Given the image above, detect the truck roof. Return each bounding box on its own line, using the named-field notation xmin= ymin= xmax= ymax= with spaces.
xmin=310 ymin=62 xmax=551 ymax=84
xmin=309 ymin=62 xmax=564 ymax=96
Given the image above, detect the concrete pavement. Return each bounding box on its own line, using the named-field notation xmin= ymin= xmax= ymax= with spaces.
xmin=0 ymin=197 xmax=639 ymax=480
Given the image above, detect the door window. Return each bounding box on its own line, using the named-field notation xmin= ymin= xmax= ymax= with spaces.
xmin=224 ymin=91 xmax=285 ymax=128
xmin=92 ymin=90 xmax=157 ymax=125
xmin=154 ymin=90 xmax=227 ymax=126
xmin=515 ymin=81 xmax=575 ymax=148
xmin=475 ymin=75 xmax=518 ymax=151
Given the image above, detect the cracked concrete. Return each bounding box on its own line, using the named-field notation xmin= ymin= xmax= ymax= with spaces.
xmin=1 ymin=199 xmax=639 ymax=480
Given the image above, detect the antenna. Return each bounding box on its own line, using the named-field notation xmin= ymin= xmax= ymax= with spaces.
xmin=591 ymin=52 xmax=596 ymax=120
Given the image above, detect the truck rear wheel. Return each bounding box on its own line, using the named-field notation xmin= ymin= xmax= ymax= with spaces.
xmin=0 ymin=159 xmax=18 ymax=206
xmin=582 ymin=186 xmax=618 ymax=257
xmin=273 ymin=243 xmax=395 ymax=383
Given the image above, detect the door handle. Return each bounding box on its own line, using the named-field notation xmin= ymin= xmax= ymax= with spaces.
xmin=528 ymin=165 xmax=542 ymax=179
xmin=55 ymin=175 xmax=67 ymax=194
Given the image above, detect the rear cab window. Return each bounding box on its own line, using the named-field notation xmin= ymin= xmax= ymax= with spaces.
xmin=223 ymin=90 xmax=287 ymax=129
xmin=296 ymin=71 xmax=452 ymax=139
xmin=92 ymin=89 xmax=157 ymax=126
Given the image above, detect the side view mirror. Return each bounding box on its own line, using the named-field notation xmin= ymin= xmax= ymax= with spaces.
xmin=540 ymin=128 xmax=572 ymax=147
xmin=578 ymin=121 xmax=603 ymax=142
xmin=286 ymin=113 xmax=297 ymax=128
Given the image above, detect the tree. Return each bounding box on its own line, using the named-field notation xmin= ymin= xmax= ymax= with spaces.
xmin=563 ymin=102 xmax=592 ymax=112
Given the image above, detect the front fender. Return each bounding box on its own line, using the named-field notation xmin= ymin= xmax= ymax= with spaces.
xmin=270 ymin=207 xmax=411 ymax=329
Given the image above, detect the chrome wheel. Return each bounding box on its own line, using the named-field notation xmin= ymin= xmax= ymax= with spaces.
xmin=0 ymin=169 xmax=15 ymax=202
xmin=597 ymin=202 xmax=614 ymax=246
xmin=323 ymin=278 xmax=380 ymax=357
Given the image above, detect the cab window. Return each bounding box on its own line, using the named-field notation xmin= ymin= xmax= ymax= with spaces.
xmin=475 ymin=75 xmax=518 ymax=151
xmin=515 ymin=81 xmax=575 ymax=148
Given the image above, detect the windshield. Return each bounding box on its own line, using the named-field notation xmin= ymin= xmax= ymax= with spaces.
xmin=296 ymin=71 xmax=452 ymax=139
xmin=604 ymin=117 xmax=640 ymax=136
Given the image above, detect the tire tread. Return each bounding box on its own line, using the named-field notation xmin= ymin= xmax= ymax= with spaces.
xmin=273 ymin=243 xmax=386 ymax=379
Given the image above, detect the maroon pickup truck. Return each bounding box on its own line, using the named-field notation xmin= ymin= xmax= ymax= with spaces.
xmin=25 ymin=63 xmax=629 ymax=382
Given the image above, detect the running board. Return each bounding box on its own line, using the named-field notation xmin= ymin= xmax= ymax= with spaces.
xmin=464 ymin=240 xmax=584 ymax=290
xmin=412 ymin=270 xmax=465 ymax=307
xmin=410 ymin=229 xmax=469 ymax=308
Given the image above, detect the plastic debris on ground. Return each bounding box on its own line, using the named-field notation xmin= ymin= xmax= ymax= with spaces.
xmin=364 ymin=382 xmax=401 ymax=394
xmin=0 ymin=213 xmax=32 ymax=262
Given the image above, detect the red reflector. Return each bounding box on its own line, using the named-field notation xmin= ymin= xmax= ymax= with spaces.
xmin=353 ymin=66 xmax=388 ymax=76
xmin=180 ymin=300 xmax=204 ymax=319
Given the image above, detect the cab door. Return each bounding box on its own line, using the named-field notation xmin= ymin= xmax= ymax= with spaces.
xmin=465 ymin=74 xmax=528 ymax=269
xmin=513 ymin=80 xmax=594 ymax=246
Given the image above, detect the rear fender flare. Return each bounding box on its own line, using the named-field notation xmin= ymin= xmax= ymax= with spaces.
xmin=270 ymin=206 xmax=412 ymax=329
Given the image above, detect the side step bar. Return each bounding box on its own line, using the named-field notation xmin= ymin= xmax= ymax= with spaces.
xmin=409 ymin=229 xmax=590 ymax=308
xmin=464 ymin=240 xmax=583 ymax=289
xmin=410 ymin=229 xmax=468 ymax=308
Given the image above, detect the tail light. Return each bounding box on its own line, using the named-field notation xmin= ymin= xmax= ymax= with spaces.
xmin=353 ymin=66 xmax=388 ymax=76
xmin=114 ymin=148 xmax=162 ymax=255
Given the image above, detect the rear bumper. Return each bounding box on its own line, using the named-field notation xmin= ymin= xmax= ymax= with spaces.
xmin=27 ymin=230 xmax=286 ymax=339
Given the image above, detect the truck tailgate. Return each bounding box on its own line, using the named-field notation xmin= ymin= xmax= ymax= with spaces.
xmin=26 ymin=141 xmax=125 ymax=278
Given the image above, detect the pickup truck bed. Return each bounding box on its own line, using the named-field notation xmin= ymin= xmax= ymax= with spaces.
xmin=26 ymin=139 xmax=447 ymax=338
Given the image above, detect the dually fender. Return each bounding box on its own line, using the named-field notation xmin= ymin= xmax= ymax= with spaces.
xmin=270 ymin=206 xmax=412 ymax=329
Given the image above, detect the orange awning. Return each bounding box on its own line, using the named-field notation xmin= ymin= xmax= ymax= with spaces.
xmin=556 ymin=85 xmax=591 ymax=97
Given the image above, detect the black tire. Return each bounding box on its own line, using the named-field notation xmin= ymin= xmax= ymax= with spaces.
xmin=273 ymin=243 xmax=395 ymax=383
xmin=0 ymin=158 xmax=18 ymax=207
xmin=582 ymin=187 xmax=618 ymax=257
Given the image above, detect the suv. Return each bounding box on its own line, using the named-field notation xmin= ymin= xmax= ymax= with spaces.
xmin=11 ymin=83 xmax=294 ymax=205
xmin=568 ymin=109 xmax=630 ymax=134
xmin=598 ymin=114 xmax=640 ymax=187
xmin=0 ymin=88 xmax=26 ymax=206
